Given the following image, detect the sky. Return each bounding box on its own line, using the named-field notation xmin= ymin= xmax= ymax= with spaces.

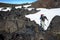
xmin=0 ymin=0 xmax=37 ymax=4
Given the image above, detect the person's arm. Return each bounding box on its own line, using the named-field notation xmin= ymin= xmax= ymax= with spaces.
xmin=44 ymin=16 xmax=48 ymax=21
xmin=40 ymin=16 xmax=41 ymax=19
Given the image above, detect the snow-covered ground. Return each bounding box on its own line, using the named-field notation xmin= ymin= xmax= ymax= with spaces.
xmin=0 ymin=7 xmax=4 ymax=11
xmin=15 ymin=6 xmax=22 ymax=9
xmin=27 ymin=8 xmax=34 ymax=11
xmin=0 ymin=4 xmax=31 ymax=11
xmin=15 ymin=4 xmax=31 ymax=9
xmin=25 ymin=8 xmax=60 ymax=30
xmin=0 ymin=4 xmax=60 ymax=30
xmin=0 ymin=7 xmax=11 ymax=11
xmin=23 ymin=4 xmax=31 ymax=8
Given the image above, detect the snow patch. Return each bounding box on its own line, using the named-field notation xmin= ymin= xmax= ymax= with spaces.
xmin=23 ymin=4 xmax=31 ymax=8
xmin=25 ymin=8 xmax=60 ymax=30
xmin=15 ymin=6 xmax=22 ymax=9
xmin=1 ymin=7 xmax=11 ymax=11
xmin=36 ymin=8 xmax=47 ymax=10
xmin=0 ymin=7 xmax=4 ymax=11
xmin=27 ymin=8 xmax=34 ymax=11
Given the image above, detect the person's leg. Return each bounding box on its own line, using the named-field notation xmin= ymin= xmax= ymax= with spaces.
xmin=41 ymin=21 xmax=45 ymax=29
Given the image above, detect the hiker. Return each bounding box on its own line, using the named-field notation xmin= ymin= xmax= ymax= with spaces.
xmin=40 ymin=14 xmax=48 ymax=29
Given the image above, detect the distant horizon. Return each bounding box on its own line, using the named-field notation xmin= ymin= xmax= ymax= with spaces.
xmin=0 ymin=0 xmax=37 ymax=4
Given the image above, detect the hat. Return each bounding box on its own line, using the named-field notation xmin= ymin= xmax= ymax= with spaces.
xmin=41 ymin=14 xmax=44 ymax=16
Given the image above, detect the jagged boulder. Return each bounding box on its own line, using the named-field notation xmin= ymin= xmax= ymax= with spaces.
xmin=46 ymin=16 xmax=60 ymax=40
xmin=48 ymin=16 xmax=60 ymax=33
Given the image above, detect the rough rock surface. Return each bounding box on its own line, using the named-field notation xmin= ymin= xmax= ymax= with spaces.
xmin=0 ymin=7 xmax=42 ymax=40
xmin=46 ymin=16 xmax=60 ymax=40
xmin=0 ymin=7 xmax=60 ymax=40
xmin=31 ymin=0 xmax=60 ymax=8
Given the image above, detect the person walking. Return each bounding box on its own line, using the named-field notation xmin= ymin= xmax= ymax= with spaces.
xmin=40 ymin=14 xmax=48 ymax=30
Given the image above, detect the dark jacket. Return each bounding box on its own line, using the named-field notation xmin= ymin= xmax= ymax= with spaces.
xmin=40 ymin=15 xmax=48 ymax=21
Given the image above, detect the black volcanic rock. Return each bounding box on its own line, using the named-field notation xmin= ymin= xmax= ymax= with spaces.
xmin=0 ymin=7 xmax=41 ymax=40
xmin=47 ymin=16 xmax=60 ymax=32
xmin=45 ymin=16 xmax=60 ymax=40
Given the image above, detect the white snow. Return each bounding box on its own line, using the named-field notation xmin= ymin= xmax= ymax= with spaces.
xmin=0 ymin=4 xmax=60 ymax=30
xmin=15 ymin=6 xmax=22 ymax=9
xmin=23 ymin=4 xmax=31 ymax=8
xmin=25 ymin=8 xmax=60 ymax=30
xmin=1 ymin=7 xmax=11 ymax=11
xmin=0 ymin=7 xmax=4 ymax=11
xmin=0 ymin=4 xmax=32 ymax=11
xmin=27 ymin=8 xmax=34 ymax=11
xmin=36 ymin=8 xmax=46 ymax=10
